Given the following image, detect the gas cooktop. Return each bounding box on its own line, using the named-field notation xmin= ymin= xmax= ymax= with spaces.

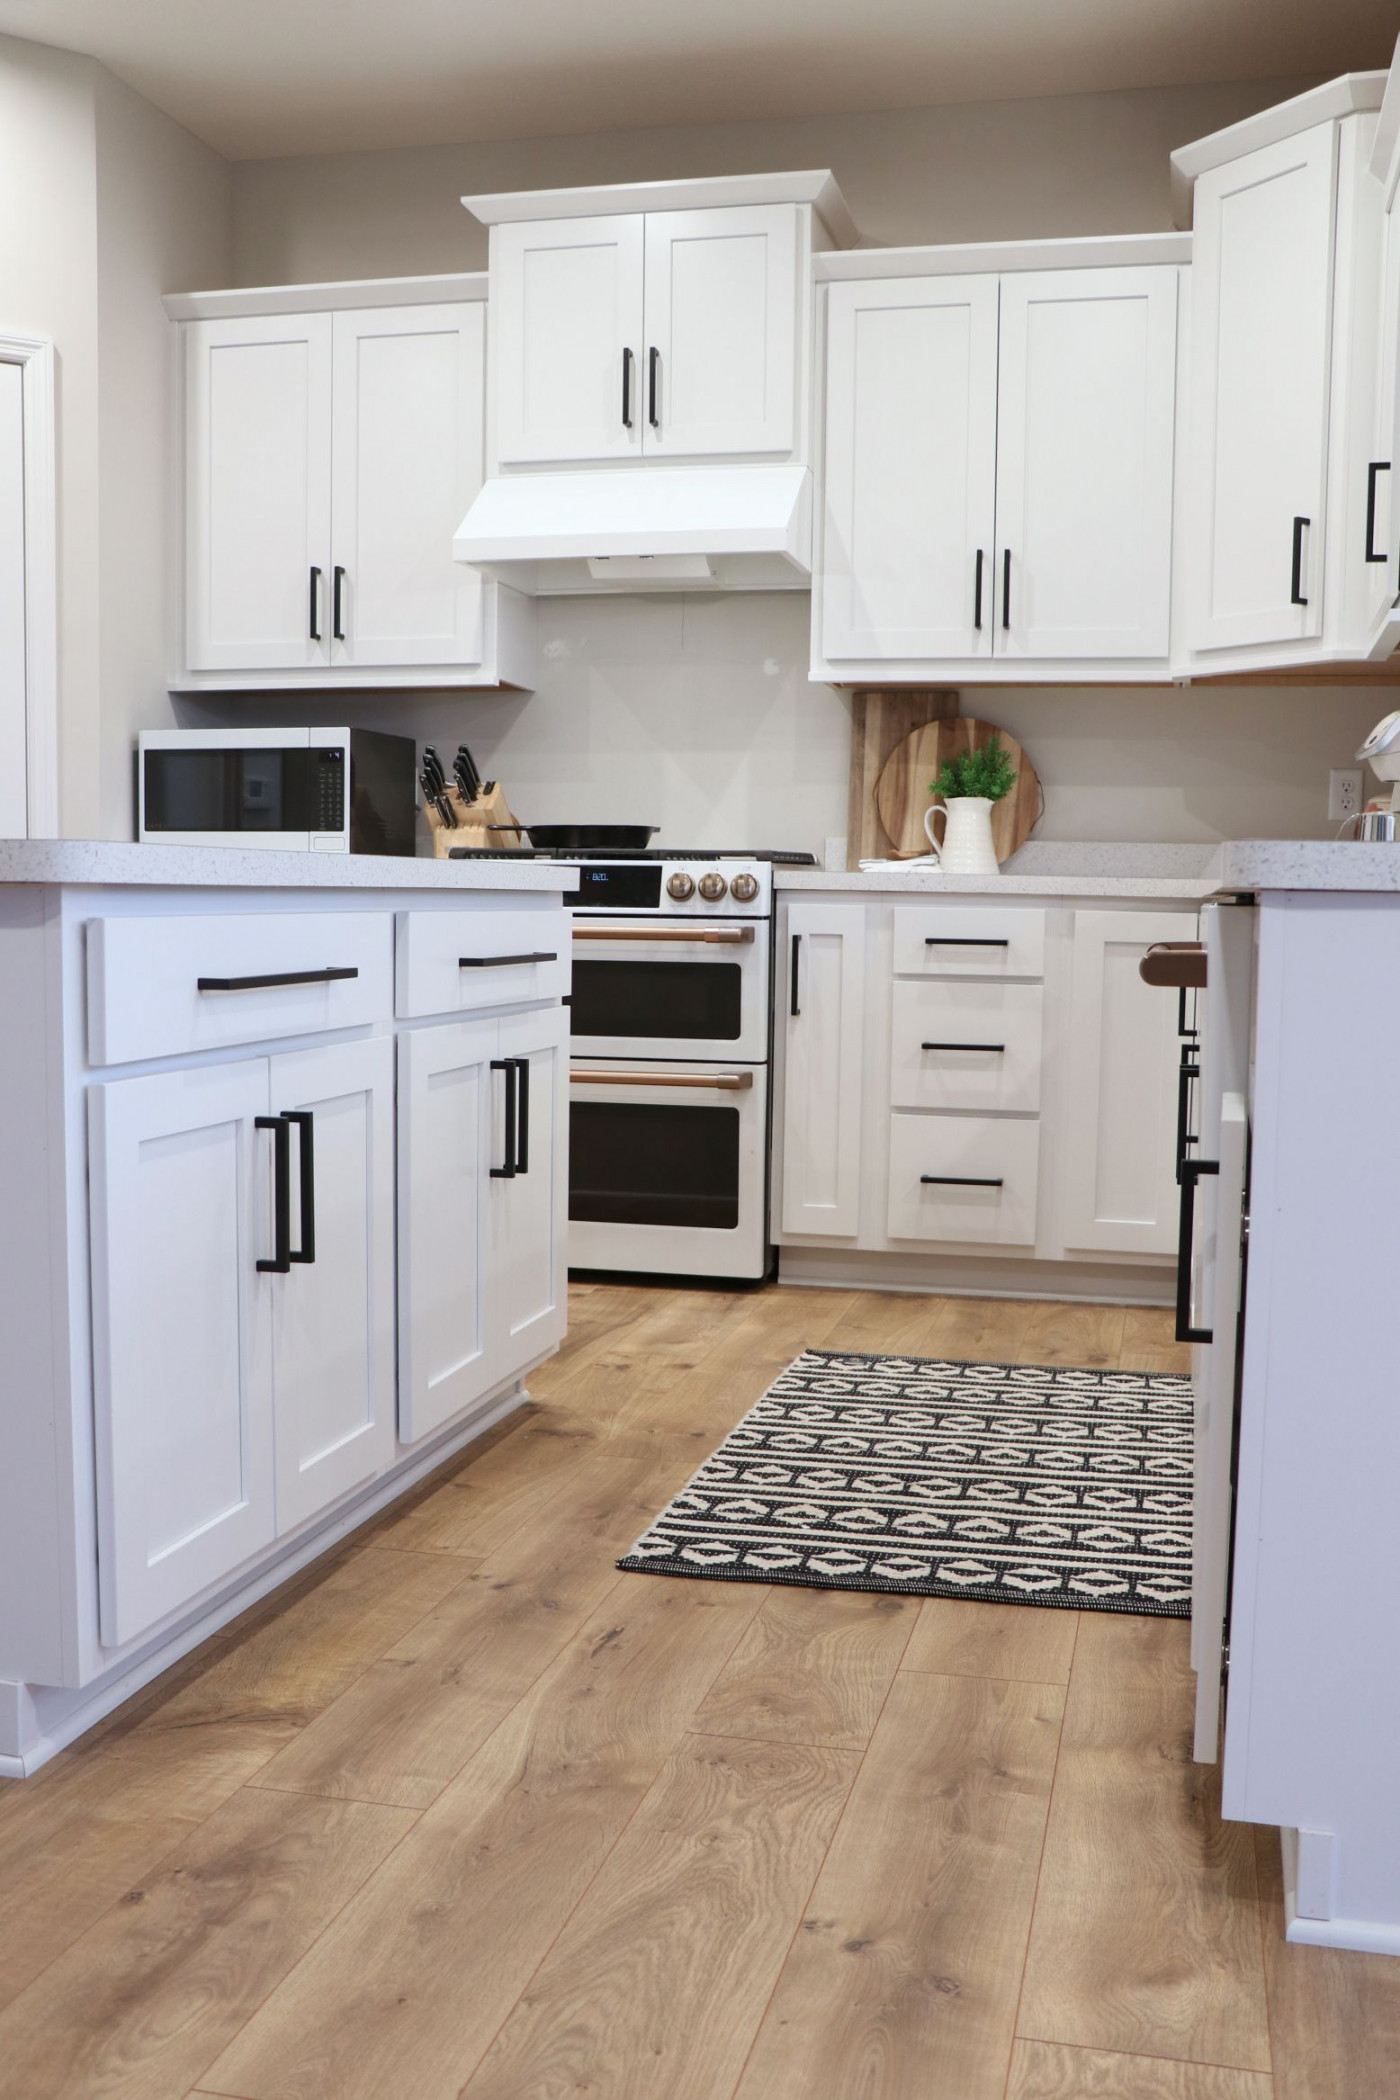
xmin=449 ymin=846 xmax=818 ymax=865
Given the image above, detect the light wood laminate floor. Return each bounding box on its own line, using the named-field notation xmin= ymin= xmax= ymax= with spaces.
xmin=0 ymin=1282 xmax=1392 ymax=2100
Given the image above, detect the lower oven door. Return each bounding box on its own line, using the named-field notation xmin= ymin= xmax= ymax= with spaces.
xmin=567 ymin=1061 xmax=770 ymax=1281
xmin=569 ymin=918 xmax=771 ymax=1063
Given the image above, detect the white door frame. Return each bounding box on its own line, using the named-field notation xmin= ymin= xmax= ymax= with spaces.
xmin=0 ymin=331 xmax=58 ymax=837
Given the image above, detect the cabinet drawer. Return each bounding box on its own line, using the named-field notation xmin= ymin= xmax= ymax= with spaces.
xmin=893 ymin=905 xmax=1045 ymax=978
xmin=886 ymin=1112 xmax=1040 ymax=1246
xmin=395 ymin=906 xmax=568 ymax=1019
xmin=88 ymin=912 xmax=392 ymax=1067
xmin=891 ymin=980 xmax=1043 ymax=1113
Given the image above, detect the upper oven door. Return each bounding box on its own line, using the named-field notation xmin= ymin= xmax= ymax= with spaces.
xmin=568 ymin=916 xmax=771 ymax=1062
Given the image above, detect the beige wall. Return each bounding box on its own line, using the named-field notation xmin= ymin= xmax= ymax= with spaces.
xmin=229 ymin=74 xmax=1316 ymax=286
xmin=0 ymin=35 xmax=101 ymax=836
xmin=94 ymin=69 xmax=232 ymax=837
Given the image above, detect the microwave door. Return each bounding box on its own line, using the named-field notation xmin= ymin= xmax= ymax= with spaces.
xmin=140 ymin=745 xmax=312 ymax=850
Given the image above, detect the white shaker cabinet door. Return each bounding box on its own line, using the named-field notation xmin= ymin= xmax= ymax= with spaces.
xmin=184 ymin=312 xmax=333 ymax=671
xmin=492 ymin=214 xmax=645 ymax=466
xmin=779 ymin=903 xmax=866 ymax=1238
xmin=821 ymin=275 xmax=998 ymax=661
xmin=488 ymin=1004 xmax=570 ymax=1389
xmin=1059 ymin=910 xmax=1198 ymax=1257
xmin=994 ymin=266 xmax=1177 ymax=660
xmin=268 ymin=1036 xmax=396 ymax=1533
xmin=330 ymin=304 xmax=485 ymax=668
xmin=642 ymin=204 xmax=799 ymax=458
xmin=88 ymin=1060 xmax=275 ymax=1649
xmin=396 ymin=1015 xmax=497 ymax=1443
xmin=1184 ymin=122 xmax=1337 ymax=651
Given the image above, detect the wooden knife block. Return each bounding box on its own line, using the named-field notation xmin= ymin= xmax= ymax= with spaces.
xmin=426 ymin=781 xmax=524 ymax=857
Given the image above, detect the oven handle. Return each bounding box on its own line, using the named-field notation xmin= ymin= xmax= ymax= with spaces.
xmin=572 ymin=926 xmax=755 ymax=945
xmin=570 ymin=1069 xmax=754 ymax=1091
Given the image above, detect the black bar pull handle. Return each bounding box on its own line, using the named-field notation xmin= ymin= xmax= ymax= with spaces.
xmin=489 ymin=1058 xmax=518 ymax=1179
xmin=513 ymin=1055 xmax=531 ymax=1175
xmin=256 ymin=1115 xmax=292 ymax=1273
xmin=648 ymin=346 xmax=660 ymax=431
xmin=921 ymin=1173 xmax=1004 ymax=1188
xmin=1367 ymin=462 xmax=1391 ymax=563
xmin=973 ymin=548 xmax=985 ymax=631
xmin=1291 ymin=515 xmax=1310 ymax=606
xmin=924 ymin=936 xmax=1010 ymax=948
xmin=1175 ymin=1157 xmax=1220 ymax=1343
xmin=622 ymin=346 xmax=634 ymax=429
xmin=198 ymin=966 xmax=360 ymax=993
xmin=309 ymin=566 xmax=322 ymax=642
xmin=790 ymin=933 xmax=802 ymax=1017
xmin=458 ymin=952 xmax=558 ymax=970
xmin=284 ymin=1110 xmax=316 ymax=1264
xmin=1175 ymin=1044 xmax=1200 ymax=1187
xmin=921 ymin=1041 xmax=1006 ymax=1053
xmin=1002 ymin=548 xmax=1011 ymax=630
xmin=332 ymin=565 xmax=346 ymax=642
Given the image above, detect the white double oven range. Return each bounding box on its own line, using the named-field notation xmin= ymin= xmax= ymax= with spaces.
xmin=550 ymin=850 xmax=804 ymax=1283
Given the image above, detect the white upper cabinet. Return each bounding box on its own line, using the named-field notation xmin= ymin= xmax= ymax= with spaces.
xmin=642 ymin=205 xmax=799 ymax=458
xmin=184 ymin=312 xmax=333 ymax=674
xmin=170 ymin=279 xmax=531 ymax=691
xmin=329 ymin=304 xmax=485 ymax=667
xmin=1182 ymin=124 xmax=1337 ymax=653
xmin=492 ymin=215 xmax=645 ymax=466
xmin=821 ymin=275 xmax=998 ymax=661
xmin=813 ymin=243 xmax=1184 ymax=680
xmin=995 ymin=266 xmax=1176 ymax=660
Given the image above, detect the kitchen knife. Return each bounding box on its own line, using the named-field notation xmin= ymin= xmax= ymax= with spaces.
xmin=454 ymin=748 xmax=478 ymax=803
xmin=423 ymin=747 xmax=457 ymax=826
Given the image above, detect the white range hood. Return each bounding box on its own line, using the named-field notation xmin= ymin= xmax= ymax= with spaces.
xmin=453 ymin=462 xmax=813 ymax=595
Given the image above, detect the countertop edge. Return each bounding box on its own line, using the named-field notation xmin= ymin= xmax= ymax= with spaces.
xmin=0 ymin=843 xmax=581 ymax=893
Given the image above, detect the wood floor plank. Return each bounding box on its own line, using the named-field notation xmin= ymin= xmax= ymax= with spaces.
xmin=367 ymin=1406 xmax=601 ymax=1558
xmin=1253 ymin=1827 xmax=1400 ymax=2100
xmin=903 ymin=1597 xmax=1079 ymax=1686
xmin=821 ymin=1288 xmax=954 ymax=1358
xmin=1019 ymin=1619 xmax=1271 ymax=2073
xmin=1008 ymin=2038 xmax=1274 ymax=2099
xmin=732 ymin=1671 xmax=1065 ymax=2100
xmin=693 ymin=1584 xmax=916 ymax=1751
xmin=105 ymin=1544 xmax=470 ymax=1778
xmin=928 ymin=1295 xmax=1036 ymax=1364
xmin=1069 ymin=1605 xmax=1193 ymax=1696
xmin=0 ymin=1789 xmax=414 ymax=2100
xmin=459 ymin=1732 xmax=858 ymax=2100
xmin=252 ymin=1446 xmax=698 ymax=1808
xmin=201 ymin=1577 xmax=764 ymax=2100
xmin=1019 ymin=1301 xmax=1127 ymax=1368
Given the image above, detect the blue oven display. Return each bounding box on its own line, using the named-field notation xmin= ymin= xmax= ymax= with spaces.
xmin=576 ymin=864 xmax=664 ymax=910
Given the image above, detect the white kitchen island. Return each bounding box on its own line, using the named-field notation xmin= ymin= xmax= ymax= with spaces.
xmin=0 ymin=844 xmax=576 ymax=1775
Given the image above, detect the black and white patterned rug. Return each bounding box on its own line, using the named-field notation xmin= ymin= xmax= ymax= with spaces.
xmin=617 ymin=1348 xmax=1192 ymax=1617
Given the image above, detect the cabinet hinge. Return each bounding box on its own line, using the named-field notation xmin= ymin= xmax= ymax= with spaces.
xmin=1221 ymin=1640 xmax=1231 ymax=1685
xmin=1239 ymin=1211 xmax=1250 ymax=1253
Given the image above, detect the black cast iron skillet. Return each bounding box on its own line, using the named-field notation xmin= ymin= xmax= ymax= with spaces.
xmin=487 ymin=823 xmax=658 ymax=850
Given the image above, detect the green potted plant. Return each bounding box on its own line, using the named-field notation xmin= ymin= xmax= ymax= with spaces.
xmin=924 ymin=736 xmax=1018 ymax=873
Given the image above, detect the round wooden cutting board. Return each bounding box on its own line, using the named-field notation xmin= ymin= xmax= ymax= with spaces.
xmin=873 ymin=716 xmax=1041 ymax=862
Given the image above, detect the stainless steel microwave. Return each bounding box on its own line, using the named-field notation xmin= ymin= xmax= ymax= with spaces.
xmin=137 ymin=727 xmax=416 ymax=855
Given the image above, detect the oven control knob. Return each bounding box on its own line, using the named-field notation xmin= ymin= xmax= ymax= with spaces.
xmin=697 ymin=871 xmax=729 ymax=901
xmin=730 ymin=871 xmax=760 ymax=903
xmin=666 ymin=871 xmax=696 ymax=900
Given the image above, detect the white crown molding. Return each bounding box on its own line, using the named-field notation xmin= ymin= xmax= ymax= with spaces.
xmin=162 ymin=273 xmax=487 ymax=322
xmin=463 ymin=169 xmax=858 ymax=248
xmin=1171 ymin=70 xmax=1388 ymax=226
xmin=816 ymin=231 xmax=1191 ymax=281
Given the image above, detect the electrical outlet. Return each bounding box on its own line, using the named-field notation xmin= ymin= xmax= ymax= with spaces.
xmin=1329 ymin=768 xmax=1364 ymax=821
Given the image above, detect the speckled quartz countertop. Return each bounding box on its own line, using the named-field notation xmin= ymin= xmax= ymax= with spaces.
xmin=776 ymin=842 xmax=1226 ymax=900
xmin=0 ymin=841 xmax=580 ymax=892
xmin=1218 ymin=841 xmax=1400 ymax=892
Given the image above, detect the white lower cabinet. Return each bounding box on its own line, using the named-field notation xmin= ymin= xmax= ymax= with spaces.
xmin=775 ymin=893 xmax=1196 ymax=1275
xmin=1059 ymin=909 xmax=1198 ymax=1257
xmin=268 ymin=1037 xmax=397 ymax=1533
xmin=89 ymin=1060 xmax=277 ymax=1649
xmin=779 ymin=902 xmax=866 ymax=1237
xmin=397 ymin=1002 xmax=569 ymax=1444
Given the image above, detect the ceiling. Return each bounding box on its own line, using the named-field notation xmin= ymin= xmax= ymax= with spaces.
xmin=2 ymin=0 xmax=1395 ymax=160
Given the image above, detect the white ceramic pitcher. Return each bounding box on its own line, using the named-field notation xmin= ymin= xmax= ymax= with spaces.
xmin=923 ymin=797 xmax=1000 ymax=874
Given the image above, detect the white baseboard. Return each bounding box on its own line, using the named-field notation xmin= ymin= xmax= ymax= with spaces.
xmin=0 ymin=1380 xmax=531 ymax=1778
xmin=1280 ymin=1825 xmax=1400 ymax=1958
